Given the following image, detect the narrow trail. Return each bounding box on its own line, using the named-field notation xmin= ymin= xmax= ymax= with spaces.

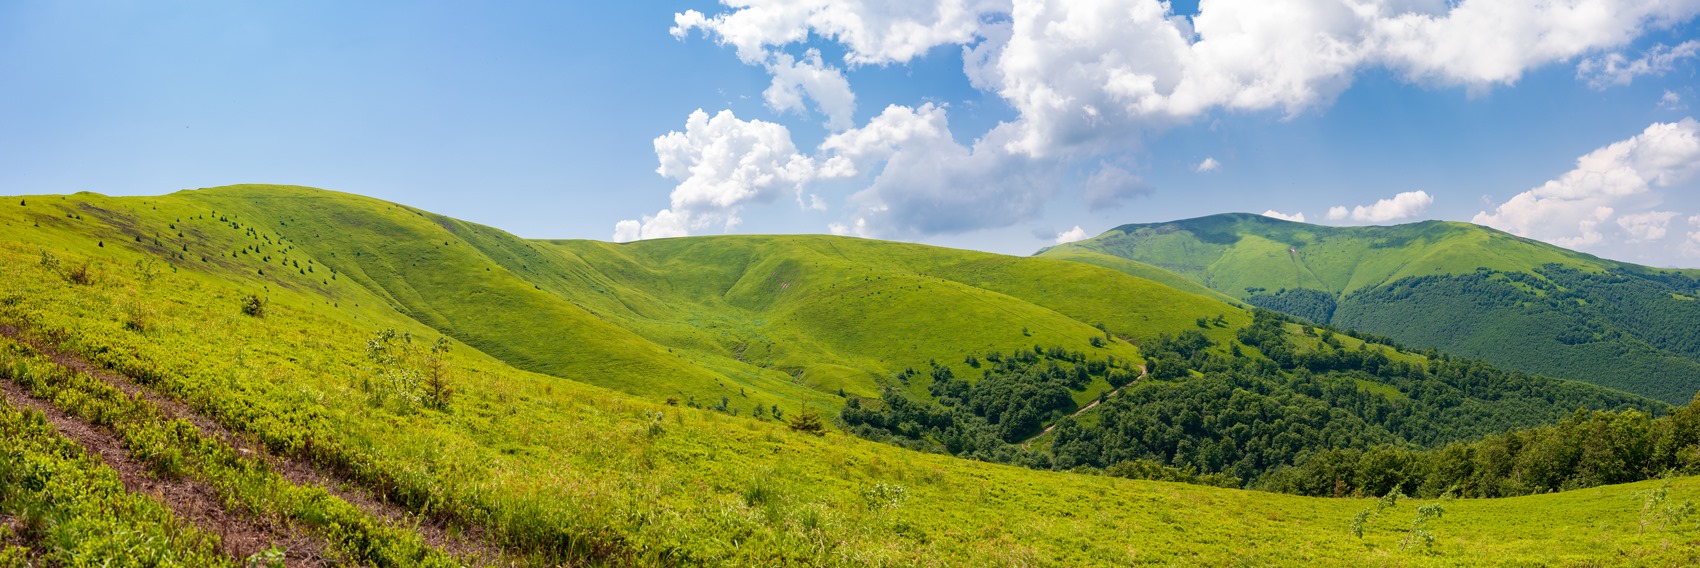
xmin=0 ymin=325 xmax=514 ymax=567
xmin=0 ymin=372 xmax=329 ymax=565
xmin=1030 ymin=365 xmax=1147 ymax=442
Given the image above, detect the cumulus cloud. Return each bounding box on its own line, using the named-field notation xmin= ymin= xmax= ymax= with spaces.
xmin=657 ymin=0 xmax=1700 ymax=238
xmin=959 ymin=0 xmax=1700 ymax=156
xmin=1195 ymin=157 xmax=1221 ymax=172
xmin=818 ymin=103 xmax=954 ymax=177
xmin=817 ymin=104 xmax=1061 ymax=236
xmin=671 ymin=1 xmax=986 ymax=65
xmin=848 ymin=124 xmax=1060 ymax=236
xmin=1054 ymin=225 xmax=1089 ymax=243
xmin=1083 ymin=164 xmax=1152 ymax=210
xmin=1475 ymin=118 xmax=1700 ymax=248
xmin=614 ymin=109 xmax=828 ymax=241
xmin=1327 ymin=190 xmax=1435 ymax=223
xmin=1371 ymin=2 xmax=1700 ymax=86
xmin=1262 ymin=210 xmax=1306 ymax=222
xmin=1617 ymin=210 xmax=1682 ymax=241
xmin=612 ymin=219 xmax=641 ymax=242
xmin=764 ymin=49 xmax=857 ymax=130
xmin=611 ymin=209 xmax=691 ymax=242
xmin=1577 ymin=40 xmax=1700 ymax=89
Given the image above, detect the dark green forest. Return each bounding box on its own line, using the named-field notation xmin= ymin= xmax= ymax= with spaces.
xmin=1265 ymin=399 xmax=1700 ymax=498
xmin=842 ymin=310 xmax=1665 ymax=490
xmin=1244 ymin=287 xmax=1336 ymax=324
xmin=1335 ymin=266 xmax=1700 ymax=404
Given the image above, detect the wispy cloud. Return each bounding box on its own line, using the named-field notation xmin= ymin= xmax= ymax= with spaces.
xmin=1577 ymin=41 xmax=1700 ymax=89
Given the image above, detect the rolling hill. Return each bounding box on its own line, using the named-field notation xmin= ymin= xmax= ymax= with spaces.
xmin=161 ymin=185 xmax=1255 ymax=415
xmin=1041 ymin=213 xmax=1700 ymax=404
xmin=1 ymin=186 xmax=1697 ymax=566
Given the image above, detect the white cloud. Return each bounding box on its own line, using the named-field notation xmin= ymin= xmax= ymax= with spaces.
xmin=671 ymin=1 xmax=987 ymax=66
xmin=616 ymin=109 xmax=825 ymax=240
xmin=1661 ymin=90 xmax=1687 ymax=111
xmin=1262 ymin=210 xmax=1306 ymax=222
xmin=612 ymin=219 xmax=641 ymax=243
xmin=1195 ymin=157 xmax=1221 ymax=172
xmin=1577 ymin=40 xmax=1700 ymax=89
xmin=1083 ymin=164 xmax=1151 ymax=210
xmin=1684 ymin=230 xmax=1700 ymax=257
xmin=844 ymin=122 xmax=1061 ymax=236
xmin=660 ymin=1 xmax=1700 ymax=238
xmin=683 ymin=0 xmax=1700 ymax=141
xmin=1329 ymin=190 xmax=1434 ymax=223
xmin=819 ymin=103 xmax=953 ymax=178
xmin=613 ymin=209 xmax=692 ymax=242
xmin=827 ymin=218 xmax=869 ymax=237
xmin=1371 ymin=2 xmax=1700 ymax=86
xmin=1617 ymin=210 xmax=1682 ymax=241
xmin=1475 ymin=118 xmax=1700 ymax=248
xmin=818 ymin=105 xmax=1061 ymax=236
xmin=1054 ymin=225 xmax=1089 ymax=243
xmin=963 ymin=0 xmax=1700 ymax=157
xmin=764 ymin=49 xmax=858 ymax=130
xmin=1690 ymin=214 xmax=1700 ymax=226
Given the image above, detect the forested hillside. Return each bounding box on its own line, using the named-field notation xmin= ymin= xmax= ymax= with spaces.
xmin=844 ymin=309 xmax=1663 ymax=487
xmin=1042 ymin=213 xmax=1700 ymax=404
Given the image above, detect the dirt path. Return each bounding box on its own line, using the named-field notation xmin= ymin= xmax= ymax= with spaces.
xmin=0 ymin=374 xmax=328 ymax=565
xmin=0 ymin=325 xmax=513 ymax=567
xmin=1030 ymin=365 xmax=1147 ymax=441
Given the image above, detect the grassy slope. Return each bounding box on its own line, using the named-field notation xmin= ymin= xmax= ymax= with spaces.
xmin=3 ymin=188 xmax=1699 ymax=564
xmin=1042 ymin=213 xmax=1700 ymax=403
xmin=146 ymin=185 xmax=1264 ymax=415
xmin=534 ymin=235 xmax=1245 ymax=398
xmin=1028 ymin=246 xmax=1240 ymax=302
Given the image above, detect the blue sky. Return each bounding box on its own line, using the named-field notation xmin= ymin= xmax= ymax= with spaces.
xmin=3 ymin=1 xmax=1699 ymax=266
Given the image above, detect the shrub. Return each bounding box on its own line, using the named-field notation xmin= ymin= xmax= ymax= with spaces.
xmin=421 ymin=337 xmax=454 ymax=410
xmin=788 ymin=407 xmax=828 ymax=436
xmin=64 ymin=262 xmax=92 ymax=285
xmin=240 ymin=294 xmax=267 ymax=317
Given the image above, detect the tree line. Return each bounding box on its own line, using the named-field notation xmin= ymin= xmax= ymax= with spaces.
xmin=841 ymin=309 xmax=1666 ymax=493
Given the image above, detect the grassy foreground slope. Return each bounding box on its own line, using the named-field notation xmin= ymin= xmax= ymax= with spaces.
xmin=1043 ymin=213 xmax=1700 ymax=403
xmin=1 ymin=187 xmax=1697 ymax=565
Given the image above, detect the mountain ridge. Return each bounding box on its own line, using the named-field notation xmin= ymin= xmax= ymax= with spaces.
xmin=1042 ymin=212 xmax=1700 ymax=403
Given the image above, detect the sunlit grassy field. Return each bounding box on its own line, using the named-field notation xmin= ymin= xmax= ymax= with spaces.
xmin=1 ymin=187 xmax=1697 ymax=565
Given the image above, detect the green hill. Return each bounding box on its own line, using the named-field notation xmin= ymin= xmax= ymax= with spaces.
xmin=171 ymin=185 xmax=1255 ymax=415
xmin=1042 ymin=213 xmax=1700 ymax=404
xmin=1 ymin=186 xmax=1698 ymax=566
